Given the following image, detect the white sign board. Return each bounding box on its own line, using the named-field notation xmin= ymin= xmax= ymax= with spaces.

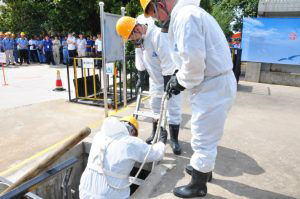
xmin=104 ymin=13 xmax=124 ymax=63
xmin=0 ymin=52 xmax=6 ymax=63
xmin=82 ymin=58 xmax=94 ymax=69
xmin=106 ymin=63 xmax=114 ymax=76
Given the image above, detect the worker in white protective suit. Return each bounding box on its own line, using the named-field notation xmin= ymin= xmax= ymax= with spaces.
xmin=79 ymin=116 xmax=166 ymax=199
xmin=140 ymin=0 xmax=237 ymax=197
xmin=116 ymin=15 xmax=183 ymax=155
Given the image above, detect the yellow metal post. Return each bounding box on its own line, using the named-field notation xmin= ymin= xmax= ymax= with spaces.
xmin=93 ymin=67 xmax=97 ymax=99
xmin=84 ymin=67 xmax=87 ymax=97
xmin=114 ymin=63 xmax=118 ymax=111
xmin=74 ymin=59 xmax=79 ymax=98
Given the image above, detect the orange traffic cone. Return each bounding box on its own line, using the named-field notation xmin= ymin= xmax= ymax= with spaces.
xmin=53 ymin=70 xmax=66 ymax=91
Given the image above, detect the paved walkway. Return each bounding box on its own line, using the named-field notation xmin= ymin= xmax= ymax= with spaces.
xmin=147 ymin=81 xmax=300 ymax=199
xmin=1 ymin=65 xmax=299 ymax=198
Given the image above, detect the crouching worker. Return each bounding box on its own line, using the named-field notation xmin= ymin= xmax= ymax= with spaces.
xmin=79 ymin=116 xmax=166 ymax=199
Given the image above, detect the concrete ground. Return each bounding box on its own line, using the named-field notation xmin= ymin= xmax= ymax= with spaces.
xmin=1 ymin=64 xmax=299 ymax=198
xmin=0 ymin=64 xmax=72 ymax=110
xmin=143 ymin=81 xmax=300 ymax=199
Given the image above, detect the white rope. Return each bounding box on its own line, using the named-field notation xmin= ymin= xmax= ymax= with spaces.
xmin=103 ymin=93 xmax=169 ymax=190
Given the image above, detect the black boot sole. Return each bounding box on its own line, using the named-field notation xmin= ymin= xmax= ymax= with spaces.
xmin=173 ymin=189 xmax=207 ymax=198
xmin=171 ymin=141 xmax=182 ymax=155
xmin=173 ymin=149 xmax=181 ymax=155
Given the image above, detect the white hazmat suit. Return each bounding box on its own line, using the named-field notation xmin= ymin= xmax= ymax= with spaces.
xmin=168 ymin=0 xmax=237 ymax=172
xmin=79 ymin=117 xmax=165 ymax=199
xmin=135 ymin=15 xmax=182 ymax=125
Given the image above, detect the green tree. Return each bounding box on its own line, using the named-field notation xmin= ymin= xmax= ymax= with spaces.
xmin=0 ymin=0 xmax=125 ymax=36
xmin=209 ymin=0 xmax=259 ymax=37
xmin=0 ymin=0 xmax=52 ymax=35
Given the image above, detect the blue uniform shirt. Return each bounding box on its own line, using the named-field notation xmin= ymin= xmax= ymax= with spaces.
xmin=13 ymin=39 xmax=18 ymax=49
xmin=62 ymin=40 xmax=68 ymax=50
xmin=17 ymin=38 xmax=29 ymax=50
xmin=37 ymin=40 xmax=44 ymax=50
xmin=0 ymin=38 xmax=4 ymax=52
xmin=43 ymin=39 xmax=53 ymax=52
xmin=3 ymin=38 xmax=15 ymax=50
xmin=86 ymin=40 xmax=94 ymax=52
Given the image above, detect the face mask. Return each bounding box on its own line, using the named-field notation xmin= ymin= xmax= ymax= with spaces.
xmin=124 ymin=122 xmax=138 ymax=137
xmin=152 ymin=1 xmax=171 ymax=33
xmin=130 ymin=24 xmax=146 ymax=48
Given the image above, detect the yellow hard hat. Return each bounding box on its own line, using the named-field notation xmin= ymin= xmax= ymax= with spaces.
xmin=20 ymin=32 xmax=25 ymax=36
xmin=116 ymin=16 xmax=136 ymax=41
xmin=120 ymin=116 xmax=139 ymax=132
xmin=140 ymin=0 xmax=152 ymax=17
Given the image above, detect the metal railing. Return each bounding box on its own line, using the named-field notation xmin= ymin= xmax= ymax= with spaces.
xmin=66 ymin=56 xmax=138 ymax=110
xmin=0 ymin=158 xmax=78 ymax=199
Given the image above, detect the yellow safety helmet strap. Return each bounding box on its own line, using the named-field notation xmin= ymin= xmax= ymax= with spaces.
xmin=120 ymin=116 xmax=139 ymax=133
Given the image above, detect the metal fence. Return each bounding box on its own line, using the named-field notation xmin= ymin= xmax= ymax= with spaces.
xmin=66 ymin=56 xmax=138 ymax=110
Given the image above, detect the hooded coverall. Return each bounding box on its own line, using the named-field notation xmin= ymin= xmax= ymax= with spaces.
xmin=79 ymin=117 xmax=165 ymax=199
xmin=135 ymin=16 xmax=182 ymax=126
xmin=168 ymin=0 xmax=237 ymax=172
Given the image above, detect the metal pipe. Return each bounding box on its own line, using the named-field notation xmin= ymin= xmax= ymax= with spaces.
xmin=74 ymin=59 xmax=79 ymax=98
xmin=93 ymin=67 xmax=97 ymax=99
xmin=114 ymin=63 xmax=118 ymax=111
xmin=100 ymin=1 xmax=109 ymax=117
xmin=121 ymin=7 xmax=127 ymax=107
xmin=130 ymin=69 xmax=132 ymax=99
xmin=66 ymin=61 xmax=71 ymax=101
xmin=118 ymin=63 xmax=122 ymax=105
xmin=84 ymin=68 xmax=87 ymax=97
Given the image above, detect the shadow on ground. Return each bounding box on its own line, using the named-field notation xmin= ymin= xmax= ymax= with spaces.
xmin=238 ymin=84 xmax=253 ymax=93
xmin=214 ymin=146 xmax=264 ymax=177
xmin=150 ymin=141 xmax=292 ymax=199
xmin=212 ymin=178 xmax=296 ymax=199
xmin=237 ymin=84 xmax=271 ymax=96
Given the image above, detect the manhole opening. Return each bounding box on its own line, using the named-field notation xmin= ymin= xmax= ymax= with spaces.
xmin=130 ymin=166 xmax=151 ymax=195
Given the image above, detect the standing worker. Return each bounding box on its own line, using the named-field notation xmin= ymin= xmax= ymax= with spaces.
xmin=11 ymin=33 xmax=19 ymax=64
xmin=52 ymin=36 xmax=61 ymax=65
xmin=62 ymin=36 xmax=69 ymax=65
xmin=3 ymin=32 xmax=16 ymax=66
xmin=67 ymin=33 xmax=76 ymax=65
xmin=17 ymin=32 xmax=30 ymax=65
xmin=116 ymin=15 xmax=183 ymax=155
xmin=0 ymin=32 xmax=4 ymax=52
xmin=86 ymin=35 xmax=94 ymax=57
xmin=140 ymin=0 xmax=237 ymax=197
xmin=95 ymin=34 xmax=102 ymax=67
xmin=79 ymin=116 xmax=166 ymax=199
xmin=76 ymin=33 xmax=87 ymax=58
xmin=43 ymin=35 xmax=55 ymax=65
xmin=29 ymin=36 xmax=39 ymax=63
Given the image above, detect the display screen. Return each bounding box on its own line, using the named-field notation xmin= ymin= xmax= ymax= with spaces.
xmin=241 ymin=18 xmax=300 ymax=65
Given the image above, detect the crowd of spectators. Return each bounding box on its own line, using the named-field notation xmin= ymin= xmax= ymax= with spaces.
xmin=0 ymin=32 xmax=103 ymax=67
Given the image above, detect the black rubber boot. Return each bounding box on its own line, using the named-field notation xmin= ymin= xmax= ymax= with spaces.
xmin=173 ymin=168 xmax=209 ymax=198
xmin=160 ymin=127 xmax=168 ymax=144
xmin=146 ymin=119 xmax=158 ymax=144
xmin=169 ymin=124 xmax=181 ymax=155
xmin=185 ymin=165 xmax=213 ymax=182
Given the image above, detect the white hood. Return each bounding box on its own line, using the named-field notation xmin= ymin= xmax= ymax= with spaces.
xmin=172 ymin=0 xmax=201 ymax=18
xmin=137 ymin=14 xmax=154 ymax=26
xmin=101 ymin=117 xmax=129 ymax=139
